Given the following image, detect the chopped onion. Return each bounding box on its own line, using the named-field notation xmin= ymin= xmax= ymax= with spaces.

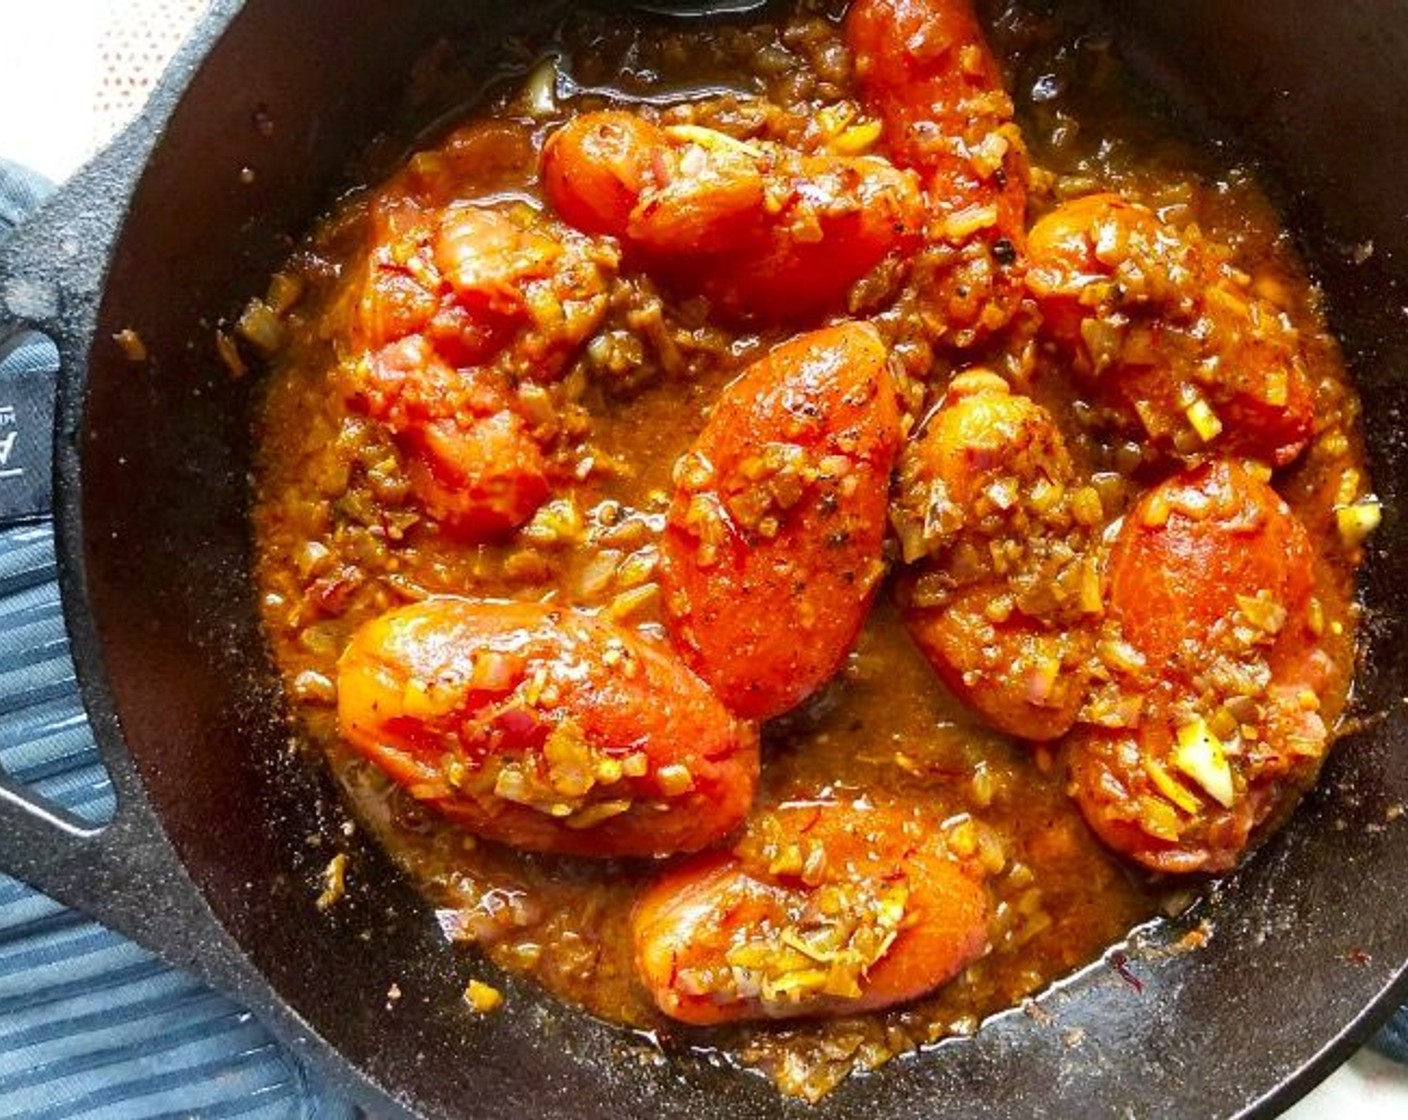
xmin=1172 ymin=719 xmax=1236 ymax=808
xmin=1336 ymin=497 xmax=1382 ymax=547
xmin=1183 ymin=397 xmax=1223 ymax=443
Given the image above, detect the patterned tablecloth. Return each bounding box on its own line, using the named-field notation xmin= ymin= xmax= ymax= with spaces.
xmin=0 ymin=3 xmax=1404 ymax=1117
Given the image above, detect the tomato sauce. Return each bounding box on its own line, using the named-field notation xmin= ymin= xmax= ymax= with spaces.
xmin=249 ymin=0 xmax=1371 ymax=1100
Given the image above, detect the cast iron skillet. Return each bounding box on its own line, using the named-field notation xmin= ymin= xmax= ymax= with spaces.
xmin=0 ymin=1 xmax=1406 ymax=1116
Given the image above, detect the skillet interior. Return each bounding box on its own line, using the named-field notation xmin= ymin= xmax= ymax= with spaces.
xmin=68 ymin=1 xmax=1408 ymax=1116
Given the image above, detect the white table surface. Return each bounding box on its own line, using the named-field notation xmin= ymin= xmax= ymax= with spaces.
xmin=1 ymin=2 xmax=1404 ymax=1117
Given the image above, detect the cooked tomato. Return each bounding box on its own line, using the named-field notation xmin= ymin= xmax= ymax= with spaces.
xmin=337 ymin=598 xmax=759 ymax=857
xmin=660 ymin=323 xmax=901 ymax=720
xmin=1027 ymin=193 xmax=1315 ymax=467
xmin=632 ymin=799 xmax=990 ymax=1024
xmin=353 ymin=201 xmax=617 ymax=377
xmin=543 ymin=111 xmax=924 ymax=321
xmin=251 ymin=1 xmax=1370 ymax=1097
xmin=1067 ymin=460 xmax=1328 ymax=873
xmin=895 ymin=372 xmax=1098 ymax=739
xmin=338 ymin=335 xmax=549 ymax=539
xmin=846 ymin=0 xmax=1029 ymax=342
xmin=541 ymin=111 xmax=661 ymax=238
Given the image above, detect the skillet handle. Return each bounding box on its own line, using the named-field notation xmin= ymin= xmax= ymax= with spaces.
xmin=0 ymin=173 xmax=88 ymax=857
xmin=0 ymin=745 xmax=253 ymax=993
xmin=0 ymin=169 xmax=92 ymax=856
xmin=0 ymin=280 xmax=57 ymax=524
xmin=0 ymin=183 xmax=259 ymax=998
xmin=0 ymin=158 xmax=59 ymax=525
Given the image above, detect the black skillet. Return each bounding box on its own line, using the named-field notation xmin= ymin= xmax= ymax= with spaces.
xmin=0 ymin=1 xmax=1406 ymax=1117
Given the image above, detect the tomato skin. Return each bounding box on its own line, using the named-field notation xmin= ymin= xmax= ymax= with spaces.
xmin=541 ymin=111 xmax=925 ymax=322
xmin=1067 ymin=673 xmax=1331 ymax=875
xmin=695 ymin=155 xmax=925 ymax=321
xmin=895 ymin=373 xmax=1095 ymax=740
xmin=339 ymin=335 xmax=549 ymax=540
xmin=1025 ymin=193 xmax=1141 ymax=342
xmin=408 ymin=411 xmax=549 ymax=540
xmin=350 ymin=199 xmax=440 ymax=353
xmin=622 ymin=128 xmax=766 ymax=253
xmin=659 ymin=323 xmax=901 ymax=721
xmin=845 ymin=0 xmax=1029 ymax=342
xmin=1067 ymin=459 xmax=1328 ymax=873
xmin=340 ymin=195 xmax=618 ymax=538
xmin=353 ymin=200 xmax=617 ymax=378
xmin=901 ymin=373 xmax=1071 ymax=511
xmin=337 ymin=599 xmax=760 ymax=858
xmin=845 ymin=0 xmax=1016 ymax=181
xmin=1027 ymin=193 xmax=1315 ymax=468
xmin=632 ymin=799 xmax=990 ymax=1025
xmin=541 ymin=111 xmax=662 ymax=238
xmin=1107 ymin=459 xmax=1315 ymax=675
xmin=905 ymin=587 xmax=1093 ymax=741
